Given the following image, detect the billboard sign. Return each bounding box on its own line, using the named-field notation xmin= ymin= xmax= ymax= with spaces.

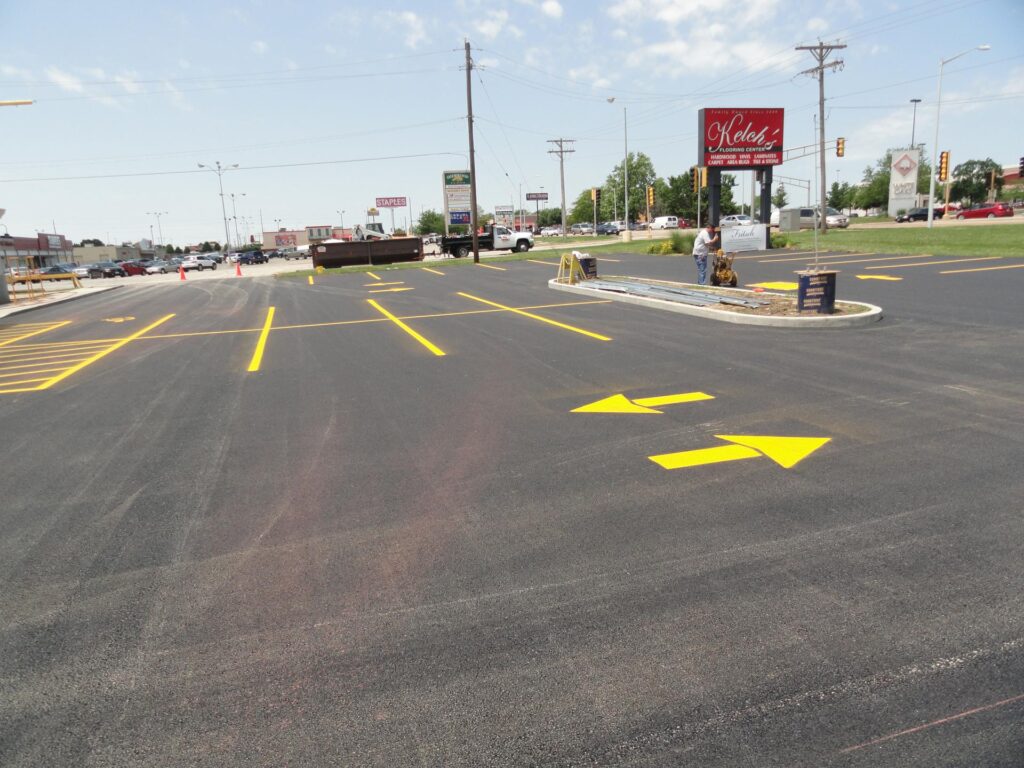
xmin=721 ymin=224 xmax=768 ymax=253
xmin=274 ymin=233 xmax=297 ymax=247
xmin=525 ymin=192 xmax=548 ymax=202
xmin=443 ymin=170 xmax=472 ymax=227
xmin=698 ymin=108 xmax=784 ymax=167
xmin=375 ymin=196 xmax=407 ymax=208
xmin=495 ymin=205 xmax=515 ymax=227
xmin=887 ymin=149 xmax=920 ymax=217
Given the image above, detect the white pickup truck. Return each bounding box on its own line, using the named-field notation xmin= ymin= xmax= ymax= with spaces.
xmin=440 ymin=225 xmax=534 ymax=257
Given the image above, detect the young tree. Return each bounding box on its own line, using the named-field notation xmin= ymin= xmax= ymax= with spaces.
xmin=772 ymin=184 xmax=789 ymax=210
xmin=199 ymin=241 xmax=211 ymax=253
xmin=569 ymin=188 xmax=599 ymax=224
xmin=415 ymin=209 xmax=446 ymax=235
xmin=604 ymin=152 xmax=657 ymax=223
xmin=536 ymin=207 xmax=563 ymax=227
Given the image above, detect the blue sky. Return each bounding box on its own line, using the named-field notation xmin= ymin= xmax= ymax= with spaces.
xmin=1 ymin=0 xmax=1021 ymax=245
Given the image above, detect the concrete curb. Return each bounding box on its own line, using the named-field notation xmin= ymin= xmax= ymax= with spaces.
xmin=548 ymin=278 xmax=883 ymax=328
xmin=0 ymin=285 xmax=121 ymax=321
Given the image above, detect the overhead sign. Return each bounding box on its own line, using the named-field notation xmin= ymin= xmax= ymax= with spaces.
xmin=375 ymin=196 xmax=407 ymax=208
xmin=525 ymin=192 xmax=548 ymax=202
xmin=887 ymin=148 xmax=919 ymax=217
xmin=698 ymin=108 xmax=784 ymax=167
xmin=443 ymin=170 xmax=472 ymax=227
xmin=721 ymin=224 xmax=768 ymax=252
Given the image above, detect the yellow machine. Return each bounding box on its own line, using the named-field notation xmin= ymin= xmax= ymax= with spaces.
xmin=710 ymin=249 xmax=738 ymax=287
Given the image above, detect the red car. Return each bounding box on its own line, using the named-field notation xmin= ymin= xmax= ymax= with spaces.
xmin=954 ymin=202 xmax=1014 ymax=220
xmin=119 ymin=260 xmax=148 ymax=276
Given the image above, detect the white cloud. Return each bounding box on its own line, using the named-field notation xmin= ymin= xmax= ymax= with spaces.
xmin=0 ymin=65 xmax=32 ymax=80
xmin=251 ymin=40 xmax=268 ymax=55
xmin=383 ymin=10 xmax=426 ymax=48
xmin=479 ymin=57 xmax=500 ymax=68
xmin=178 ymin=59 xmax=191 ymax=70
xmin=806 ymin=17 xmax=829 ymax=33
xmin=163 ymin=80 xmax=192 ymax=113
xmin=44 ymin=67 xmax=84 ymax=93
xmin=114 ymin=72 xmax=143 ymax=94
xmin=324 ymin=43 xmax=338 ymax=55
xmin=626 ymin=29 xmax=788 ymax=77
xmin=474 ymin=9 xmax=521 ymax=40
xmin=284 ymin=58 xmax=299 ymax=71
xmin=540 ymin=0 xmax=563 ymax=17
xmin=610 ymin=0 xmax=778 ymax=25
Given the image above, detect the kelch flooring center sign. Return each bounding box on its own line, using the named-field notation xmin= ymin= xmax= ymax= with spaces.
xmin=698 ymin=108 xmax=784 ymax=167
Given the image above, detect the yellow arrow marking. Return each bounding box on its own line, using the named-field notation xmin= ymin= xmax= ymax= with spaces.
xmin=364 ymin=281 xmax=404 ymax=287
xmin=650 ymin=435 xmax=830 ymax=470
xmin=572 ymin=391 xmax=713 ymax=413
xmin=748 ymin=282 xmax=799 ymax=290
xmin=103 ymin=316 xmax=136 ymax=323
xmin=573 ymin=394 xmax=661 ymax=414
xmin=856 ymin=275 xmax=902 ymax=281
xmin=367 ymin=287 xmax=414 ymax=294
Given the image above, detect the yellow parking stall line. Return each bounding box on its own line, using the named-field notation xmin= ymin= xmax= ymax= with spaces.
xmin=758 ymin=252 xmax=874 ymax=263
xmin=364 ymin=281 xmax=404 ymax=287
xmin=600 ymin=258 xmax=621 ymax=262
xmin=366 ymin=299 xmax=446 ymax=357
xmin=421 ymin=267 xmax=445 ymax=276
xmin=734 ymin=250 xmax=818 ymax=261
xmin=0 ymin=366 xmax=72 ymax=380
xmin=866 ymin=256 xmax=1003 ymax=270
xmin=527 ymin=259 xmax=558 ymax=266
xmin=476 ymin=262 xmax=506 ymax=271
xmin=0 ymin=320 xmax=70 ymax=348
xmin=0 ymin=315 xmax=175 ymax=394
xmin=940 ymin=263 xmax=1024 ymax=275
xmin=366 ymin=271 xmax=381 ymax=280
xmin=308 ymin=275 xmax=314 ymax=285
xmin=0 ymin=349 xmax=98 ymax=366
xmin=812 ymin=253 xmax=941 ymax=267
xmin=457 ymin=292 xmax=612 ymax=341
xmin=246 ymin=307 xmax=276 ymax=373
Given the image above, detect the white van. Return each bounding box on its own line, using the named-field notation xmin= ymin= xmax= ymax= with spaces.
xmin=651 ymin=216 xmax=679 ymax=230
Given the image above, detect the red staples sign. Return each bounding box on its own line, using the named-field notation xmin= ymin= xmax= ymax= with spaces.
xmin=698 ymin=108 xmax=784 ymax=167
xmin=375 ymin=196 xmax=407 ymax=208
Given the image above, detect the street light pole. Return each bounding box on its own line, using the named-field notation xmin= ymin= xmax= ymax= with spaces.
xmin=198 ymin=161 xmax=237 ymax=250
xmin=909 ymin=98 xmax=922 ymax=148
xmin=229 ymin=193 xmax=246 ymax=246
xmin=337 ymin=210 xmax=345 ymax=232
xmin=927 ymin=45 xmax=990 ymax=228
xmin=146 ymin=211 xmax=167 ymax=245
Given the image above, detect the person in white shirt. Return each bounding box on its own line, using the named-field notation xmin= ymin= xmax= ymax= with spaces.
xmin=691 ymin=222 xmax=719 ymax=285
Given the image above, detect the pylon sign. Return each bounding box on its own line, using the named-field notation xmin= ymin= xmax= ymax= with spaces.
xmin=698 ymin=108 xmax=785 ymax=168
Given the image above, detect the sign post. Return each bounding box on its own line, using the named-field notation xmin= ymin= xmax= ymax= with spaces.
xmin=375 ymin=197 xmax=407 ymax=235
xmin=443 ymin=172 xmax=472 ymax=236
xmin=526 ymin=191 xmax=548 ymax=232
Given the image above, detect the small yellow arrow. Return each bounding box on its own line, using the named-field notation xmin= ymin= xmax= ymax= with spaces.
xmin=103 ymin=316 xmax=136 ymax=323
xmin=650 ymin=435 xmax=831 ymax=470
xmin=572 ymin=391 xmax=714 ymax=414
xmin=367 ymin=287 xmax=414 ymax=294
xmin=856 ymin=275 xmax=902 ymax=281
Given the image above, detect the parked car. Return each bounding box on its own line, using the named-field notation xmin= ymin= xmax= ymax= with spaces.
xmin=569 ymin=223 xmax=594 ymax=235
xmin=894 ymin=207 xmax=937 ymax=223
xmin=651 ymin=216 xmax=680 ymax=230
xmin=238 ymin=251 xmax=268 ymax=264
xmin=595 ymin=222 xmax=617 ymax=235
xmin=720 ymin=214 xmax=756 ymax=227
xmin=824 ymin=207 xmax=849 ymax=229
xmin=144 ymin=260 xmax=174 ymax=274
xmin=539 ymin=226 xmax=562 ymax=236
xmin=73 ymin=264 xmax=93 ymax=279
xmin=180 ymin=255 xmax=218 ymax=271
xmin=954 ymin=202 xmax=1014 ymax=219
xmin=87 ymin=262 xmax=128 ymax=278
xmin=120 ymin=260 xmax=148 ymax=276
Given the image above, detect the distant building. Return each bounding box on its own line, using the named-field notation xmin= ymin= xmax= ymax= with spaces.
xmin=0 ymin=232 xmax=74 ymax=270
xmin=73 ymin=244 xmax=141 ymax=263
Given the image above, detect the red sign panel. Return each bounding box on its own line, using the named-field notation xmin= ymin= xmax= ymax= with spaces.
xmin=375 ymin=196 xmax=407 ymax=208
xmin=698 ymin=108 xmax=784 ymax=167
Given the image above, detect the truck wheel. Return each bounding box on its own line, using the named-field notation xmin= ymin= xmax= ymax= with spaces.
xmin=516 ymin=240 xmax=530 ymax=252
xmin=456 ymin=246 xmax=469 ymax=258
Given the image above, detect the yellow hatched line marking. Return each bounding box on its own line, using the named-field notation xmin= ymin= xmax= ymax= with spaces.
xmin=0 ymin=315 xmax=175 ymax=395
xmin=476 ymin=262 xmax=506 ymax=271
xmin=366 ymin=299 xmax=446 ymax=357
xmin=0 ymin=366 xmax=72 ymax=380
xmin=0 ymin=349 xmax=97 ymax=366
xmin=366 ymin=271 xmax=381 ymax=280
xmin=0 ymin=320 xmax=70 ymax=348
xmin=0 ymin=338 xmax=114 ymax=353
xmin=866 ymin=256 xmax=1003 ymax=269
xmin=422 ymin=267 xmax=445 ymax=276
xmin=0 ymin=358 xmax=92 ymax=374
xmin=246 ymin=307 xmax=276 ymax=373
xmin=940 ymin=263 xmax=1024 ymax=275
xmin=457 ymin=292 xmax=612 ymax=341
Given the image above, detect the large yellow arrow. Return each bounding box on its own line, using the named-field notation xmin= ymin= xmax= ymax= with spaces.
xmin=572 ymin=391 xmax=714 ymax=414
xmin=650 ymin=435 xmax=830 ymax=470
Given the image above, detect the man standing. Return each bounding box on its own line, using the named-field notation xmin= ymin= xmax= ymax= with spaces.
xmin=691 ymin=222 xmax=719 ymax=285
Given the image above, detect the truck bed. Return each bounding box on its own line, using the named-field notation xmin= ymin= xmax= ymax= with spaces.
xmin=311 ymin=238 xmax=425 ymax=269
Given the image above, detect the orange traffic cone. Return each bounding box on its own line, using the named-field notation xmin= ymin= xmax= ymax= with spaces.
xmin=235 ymin=260 xmax=242 ymax=277
xmin=179 ymin=265 xmax=186 ymax=280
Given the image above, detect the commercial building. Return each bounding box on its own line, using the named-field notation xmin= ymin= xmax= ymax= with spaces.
xmin=1 ymin=232 xmax=74 ymax=271
xmin=73 ymin=244 xmax=142 ymax=263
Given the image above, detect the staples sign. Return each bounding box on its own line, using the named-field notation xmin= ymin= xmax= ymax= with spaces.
xmin=699 ymin=108 xmax=784 ymax=168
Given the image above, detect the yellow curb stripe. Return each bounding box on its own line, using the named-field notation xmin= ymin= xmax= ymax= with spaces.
xmin=0 ymin=321 xmax=70 ymax=348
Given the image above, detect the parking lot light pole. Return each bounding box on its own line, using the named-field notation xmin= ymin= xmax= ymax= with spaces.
xmin=198 ymin=162 xmax=237 ymax=251
xmin=229 ymin=193 xmax=246 ymax=247
xmin=927 ymin=45 xmax=989 ymax=229
xmin=146 ymin=211 xmax=167 ymax=246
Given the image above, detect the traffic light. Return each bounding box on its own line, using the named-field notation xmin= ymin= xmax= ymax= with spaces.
xmin=692 ymin=167 xmax=700 ymax=195
xmin=700 ymin=167 xmax=708 ymax=188
xmin=938 ymin=151 xmax=950 ymax=182
xmin=646 ymin=185 xmax=655 ymax=208
xmin=836 ymin=137 xmax=845 ymax=157
xmin=590 ymin=187 xmax=596 ymax=202
xmin=594 ymin=187 xmax=601 ymax=208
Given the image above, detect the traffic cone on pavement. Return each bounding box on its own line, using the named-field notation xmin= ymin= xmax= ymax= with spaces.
xmin=179 ymin=265 xmax=186 ymax=280
xmin=235 ymin=261 xmax=242 ymax=277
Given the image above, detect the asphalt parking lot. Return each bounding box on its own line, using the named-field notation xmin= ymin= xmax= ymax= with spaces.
xmin=1 ymin=249 xmax=1022 ymax=766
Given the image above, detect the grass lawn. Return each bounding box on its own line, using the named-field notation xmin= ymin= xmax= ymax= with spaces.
xmin=780 ymin=223 xmax=1024 ymax=258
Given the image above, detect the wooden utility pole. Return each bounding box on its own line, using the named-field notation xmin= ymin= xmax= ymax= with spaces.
xmin=464 ymin=40 xmax=481 ymax=263
xmin=547 ymin=139 xmax=575 ymax=237
xmin=797 ymin=41 xmax=845 ymax=235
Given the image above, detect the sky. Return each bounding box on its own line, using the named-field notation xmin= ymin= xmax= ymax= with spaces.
xmin=1 ymin=0 xmax=1021 ymax=246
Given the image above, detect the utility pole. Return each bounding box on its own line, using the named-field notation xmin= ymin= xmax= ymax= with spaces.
xmin=547 ymin=139 xmax=575 ymax=237
xmin=464 ymin=40 xmax=481 ymax=263
xmin=797 ymin=41 xmax=845 ymax=235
